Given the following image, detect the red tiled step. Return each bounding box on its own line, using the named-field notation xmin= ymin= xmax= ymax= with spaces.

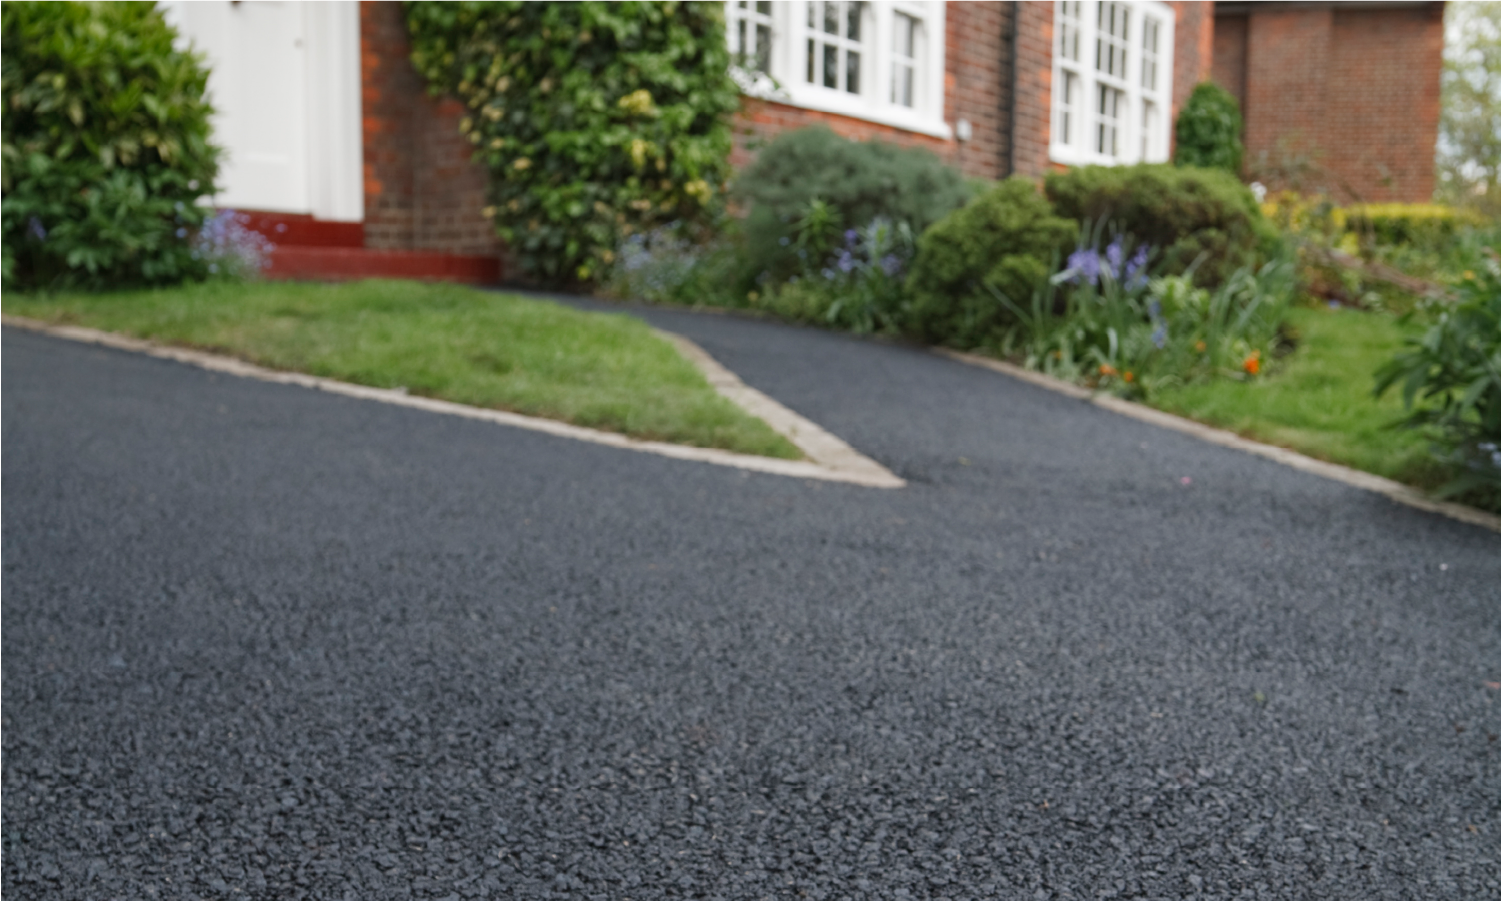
xmin=236 ymin=211 xmax=365 ymax=248
xmin=265 ymin=246 xmax=502 ymax=284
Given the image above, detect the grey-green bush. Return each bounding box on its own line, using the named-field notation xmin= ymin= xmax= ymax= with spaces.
xmin=1044 ymin=163 xmax=1275 ymax=287
xmin=734 ymin=125 xmax=973 ymax=284
xmin=1174 ymin=82 xmax=1244 ymax=174
xmin=903 ymin=177 xmax=1077 ymax=348
xmin=2 ymin=1 xmax=220 ymax=289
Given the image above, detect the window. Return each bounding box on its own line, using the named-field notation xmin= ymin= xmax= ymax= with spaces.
xmin=1050 ymin=0 xmax=1174 ymax=166
xmin=727 ymin=1 xmax=774 ymax=74
xmin=724 ymin=1 xmax=950 ymax=139
xmin=806 ymin=1 xmax=864 ymax=93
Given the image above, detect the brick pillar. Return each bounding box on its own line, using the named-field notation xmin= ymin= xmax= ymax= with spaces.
xmin=1010 ymin=0 xmax=1054 ymax=180
xmin=359 ymin=1 xmax=419 ymax=249
xmin=944 ymin=1 xmax=1010 ymax=181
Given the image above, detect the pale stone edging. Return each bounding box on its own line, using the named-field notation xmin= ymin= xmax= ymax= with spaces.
xmin=653 ymin=329 xmax=902 ymax=487
xmin=938 ymin=348 xmax=1501 ymax=534
xmin=2 ymin=316 xmax=904 ymax=489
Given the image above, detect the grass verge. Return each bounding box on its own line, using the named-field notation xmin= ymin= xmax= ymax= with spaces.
xmin=3 ymin=279 xmax=802 ymax=460
xmin=1149 ymin=305 xmax=1445 ymax=487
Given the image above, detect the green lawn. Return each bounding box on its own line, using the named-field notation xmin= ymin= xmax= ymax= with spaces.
xmin=1150 ymin=305 xmax=1445 ymax=487
xmin=3 ymin=279 xmax=801 ymax=460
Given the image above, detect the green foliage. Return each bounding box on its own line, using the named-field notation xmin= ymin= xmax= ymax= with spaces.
xmin=755 ymin=217 xmax=916 ymax=333
xmin=1 ymin=1 xmax=220 ymax=289
xmin=734 ymin=125 xmax=973 ymax=284
xmin=1375 ymin=249 xmax=1501 ymax=509
xmin=997 ymin=242 xmax=1297 ymax=400
xmin=1045 ymin=163 xmax=1274 ymax=287
xmin=903 ymin=178 xmax=1077 ymax=348
xmin=1343 ymin=203 xmax=1488 ymax=249
xmin=1438 ymin=1 xmax=1501 ymax=218
xmin=1173 ymin=82 xmax=1244 ymax=174
xmin=403 ymin=1 xmax=740 ymax=285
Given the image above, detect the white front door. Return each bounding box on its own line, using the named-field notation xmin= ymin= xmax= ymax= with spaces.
xmin=162 ymin=1 xmax=362 ymax=221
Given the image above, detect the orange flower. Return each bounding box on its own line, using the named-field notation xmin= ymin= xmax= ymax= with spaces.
xmin=1243 ymin=350 xmax=1262 ymax=375
xmin=1123 ymin=371 xmax=1135 ymax=383
xmin=1194 ymin=340 xmax=1207 ymax=353
xmin=1099 ymin=364 xmax=1117 ymax=377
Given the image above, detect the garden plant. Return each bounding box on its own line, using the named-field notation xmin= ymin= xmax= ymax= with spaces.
xmin=404 ymin=0 xmax=740 ymax=285
xmin=2 ymin=1 xmax=220 ymax=289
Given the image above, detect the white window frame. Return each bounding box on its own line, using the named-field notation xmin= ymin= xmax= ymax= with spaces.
xmin=1049 ymin=0 xmax=1174 ymax=167
xmin=727 ymin=1 xmax=950 ymax=139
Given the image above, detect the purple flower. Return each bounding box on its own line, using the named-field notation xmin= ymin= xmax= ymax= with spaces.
xmin=844 ymin=229 xmax=859 ymax=249
xmin=880 ymin=254 xmax=903 ymax=277
xmin=1151 ymin=323 xmax=1168 ymax=349
xmin=26 ymin=217 xmax=46 ymax=241
xmin=1066 ymin=248 xmax=1102 ymax=285
xmin=1147 ymin=299 xmax=1162 ymax=319
xmin=1124 ymin=245 xmax=1150 ymax=289
xmin=837 ymin=250 xmax=855 ymax=273
xmin=1105 ymin=236 xmax=1126 ymax=276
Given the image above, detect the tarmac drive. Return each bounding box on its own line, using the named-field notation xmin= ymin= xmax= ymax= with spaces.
xmin=3 ymin=302 xmax=1499 ymax=900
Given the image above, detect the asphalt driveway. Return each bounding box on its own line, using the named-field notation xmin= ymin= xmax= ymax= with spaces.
xmin=3 ymin=302 xmax=1498 ymax=900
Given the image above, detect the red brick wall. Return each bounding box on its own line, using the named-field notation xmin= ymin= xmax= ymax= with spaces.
xmin=359 ymin=2 xmax=501 ymax=256
xmin=1211 ymin=13 xmax=1248 ymax=109
xmin=1169 ymin=1 xmax=1215 ymax=124
xmin=731 ymin=2 xmax=1013 ymax=181
xmin=1237 ymin=3 xmax=1442 ymax=203
xmin=1011 ymin=0 xmax=1054 ymax=180
xmin=1324 ymin=5 xmax=1443 ymax=203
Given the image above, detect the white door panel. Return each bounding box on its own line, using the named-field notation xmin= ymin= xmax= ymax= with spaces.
xmin=162 ymin=1 xmax=362 ymax=220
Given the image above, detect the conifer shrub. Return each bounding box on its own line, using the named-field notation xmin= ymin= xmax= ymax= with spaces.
xmin=1174 ymin=82 xmax=1244 ymax=174
xmin=902 ymin=177 xmax=1077 ymax=348
xmin=1044 ymin=163 xmax=1276 ymax=287
xmin=2 ymin=1 xmax=220 ymax=289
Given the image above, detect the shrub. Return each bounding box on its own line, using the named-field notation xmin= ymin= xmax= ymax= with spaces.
xmin=734 ymin=125 xmax=973 ymax=284
xmin=404 ymin=1 xmax=739 ymax=285
xmin=1 ymin=1 xmax=220 ymax=289
xmin=755 ymin=217 xmax=917 ymax=333
xmin=1045 ymin=163 xmax=1275 ymax=287
xmin=1343 ymin=203 xmax=1488 ymax=249
xmin=902 ymin=177 xmax=1077 ymax=348
xmin=1375 ymin=249 xmax=1501 ymax=511
xmin=1174 ymin=82 xmax=1244 ymax=174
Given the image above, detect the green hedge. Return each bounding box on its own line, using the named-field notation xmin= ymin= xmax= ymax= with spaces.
xmin=1045 ymin=163 xmax=1274 ymax=287
xmin=1343 ymin=203 xmax=1489 ymax=249
xmin=2 ymin=1 xmax=220 ymax=289
xmin=404 ymin=1 xmax=740 ymax=285
xmin=903 ymin=177 xmax=1077 ymax=348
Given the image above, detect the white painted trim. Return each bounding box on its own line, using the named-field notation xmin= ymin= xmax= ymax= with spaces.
xmin=2 ymin=317 xmax=905 ymax=490
xmin=939 ymin=349 xmax=1501 ymax=535
xmin=305 ymin=2 xmax=364 ymax=222
xmin=728 ymin=1 xmax=951 ymax=139
xmin=1049 ymin=0 xmax=1175 ymax=167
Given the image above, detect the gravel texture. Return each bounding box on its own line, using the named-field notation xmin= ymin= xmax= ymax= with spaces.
xmin=4 ymin=306 xmax=1499 ymax=901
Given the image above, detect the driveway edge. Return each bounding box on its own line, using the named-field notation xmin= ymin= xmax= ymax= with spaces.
xmin=939 ymin=348 xmax=1501 ymax=534
xmin=2 ymin=316 xmax=904 ymax=489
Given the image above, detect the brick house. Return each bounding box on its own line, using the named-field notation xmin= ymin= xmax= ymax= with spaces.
xmin=1210 ymin=1 xmax=1445 ymax=204
xmin=161 ymin=1 xmax=1440 ymax=283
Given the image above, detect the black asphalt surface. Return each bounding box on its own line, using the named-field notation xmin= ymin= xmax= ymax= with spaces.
xmin=3 ymin=301 xmax=1499 ymax=901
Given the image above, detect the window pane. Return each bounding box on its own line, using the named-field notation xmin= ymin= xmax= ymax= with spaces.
xmin=824 ymin=1 xmax=838 ymax=35
xmin=824 ymin=43 xmax=838 ymax=88
xmin=736 ymin=19 xmax=746 ymax=55
xmin=894 ymin=12 xmax=914 ymax=56
xmin=846 ymin=49 xmax=860 ymax=94
xmin=756 ymin=0 xmax=770 ymax=13
xmin=893 ymin=63 xmax=913 ymax=106
xmin=847 ymin=1 xmax=862 ymax=42
xmin=756 ymin=24 xmax=771 ymax=73
xmin=807 ymin=37 xmax=816 ymax=82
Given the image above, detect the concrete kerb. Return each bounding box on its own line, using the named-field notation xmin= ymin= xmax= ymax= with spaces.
xmin=938 ymin=348 xmax=1501 ymax=534
xmin=1 ymin=316 xmax=904 ymax=489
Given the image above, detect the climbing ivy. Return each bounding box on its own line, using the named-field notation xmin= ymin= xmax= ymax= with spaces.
xmin=404 ymin=1 xmax=739 ymax=284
